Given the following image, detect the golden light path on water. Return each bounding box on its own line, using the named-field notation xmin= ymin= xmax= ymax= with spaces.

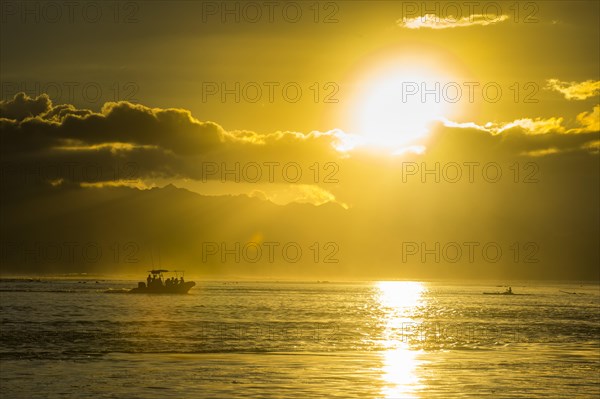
xmin=377 ymin=281 xmax=427 ymax=398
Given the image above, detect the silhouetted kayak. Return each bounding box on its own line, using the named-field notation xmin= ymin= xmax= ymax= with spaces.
xmin=483 ymin=291 xmax=531 ymax=296
xmin=483 ymin=292 xmax=515 ymax=295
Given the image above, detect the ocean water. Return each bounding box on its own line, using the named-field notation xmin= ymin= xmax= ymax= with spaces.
xmin=0 ymin=279 xmax=598 ymax=398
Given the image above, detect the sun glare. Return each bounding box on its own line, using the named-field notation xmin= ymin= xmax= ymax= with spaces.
xmin=359 ymin=68 xmax=454 ymax=148
xmin=378 ymin=281 xmax=426 ymax=312
xmin=377 ymin=281 xmax=427 ymax=398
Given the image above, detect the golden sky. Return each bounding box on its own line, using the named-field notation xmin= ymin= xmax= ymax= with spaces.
xmin=1 ymin=1 xmax=598 ymax=279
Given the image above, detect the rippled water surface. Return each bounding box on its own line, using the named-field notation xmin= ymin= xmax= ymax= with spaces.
xmin=1 ymin=279 xmax=598 ymax=398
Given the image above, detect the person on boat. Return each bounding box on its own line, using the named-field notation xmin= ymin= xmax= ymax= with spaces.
xmin=180 ymin=276 xmax=185 ymax=284
xmin=165 ymin=278 xmax=171 ymax=287
xmin=507 ymin=287 xmax=512 ymax=294
xmin=147 ymin=274 xmax=152 ymax=287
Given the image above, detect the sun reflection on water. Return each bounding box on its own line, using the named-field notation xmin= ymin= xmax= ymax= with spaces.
xmin=377 ymin=281 xmax=427 ymax=398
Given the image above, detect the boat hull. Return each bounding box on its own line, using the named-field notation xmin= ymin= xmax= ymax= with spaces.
xmin=129 ymin=281 xmax=196 ymax=294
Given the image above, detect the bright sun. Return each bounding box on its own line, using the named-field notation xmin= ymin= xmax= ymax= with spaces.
xmin=357 ymin=66 xmax=457 ymax=149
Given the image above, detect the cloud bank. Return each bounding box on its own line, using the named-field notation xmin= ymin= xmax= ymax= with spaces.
xmin=1 ymin=93 xmax=598 ymax=189
xmin=546 ymin=79 xmax=600 ymax=100
xmin=398 ymin=14 xmax=509 ymax=29
xmin=1 ymin=93 xmax=598 ymax=279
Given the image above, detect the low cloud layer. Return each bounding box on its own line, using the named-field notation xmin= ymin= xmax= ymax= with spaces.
xmin=546 ymin=79 xmax=600 ymax=100
xmin=0 ymin=93 xmax=342 ymax=190
xmin=0 ymin=93 xmax=598 ymax=279
xmin=1 ymin=93 xmax=598 ymax=190
xmin=442 ymin=105 xmax=600 ymax=136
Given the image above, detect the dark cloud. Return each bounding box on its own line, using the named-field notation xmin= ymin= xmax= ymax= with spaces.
xmin=1 ymin=93 xmax=598 ymax=189
xmin=0 ymin=92 xmax=52 ymax=120
xmin=1 ymin=95 xmax=225 ymax=156
xmin=0 ymin=93 xmax=343 ymax=184
xmin=0 ymin=93 xmax=598 ymax=280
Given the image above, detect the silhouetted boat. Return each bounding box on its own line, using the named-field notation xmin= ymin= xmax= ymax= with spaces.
xmin=129 ymin=269 xmax=195 ymax=294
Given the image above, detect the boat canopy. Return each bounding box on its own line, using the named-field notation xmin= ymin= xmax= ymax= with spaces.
xmin=147 ymin=269 xmax=184 ymax=275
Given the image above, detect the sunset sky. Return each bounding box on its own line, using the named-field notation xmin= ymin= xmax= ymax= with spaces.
xmin=1 ymin=1 xmax=598 ymax=279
